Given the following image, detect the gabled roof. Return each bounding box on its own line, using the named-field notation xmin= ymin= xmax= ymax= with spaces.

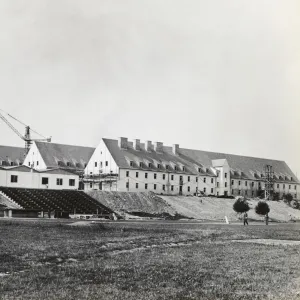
xmin=39 ymin=168 xmax=79 ymax=176
xmin=35 ymin=142 xmax=95 ymax=170
xmin=4 ymin=165 xmax=39 ymax=173
xmin=103 ymin=138 xmax=299 ymax=183
xmin=0 ymin=145 xmax=25 ymax=166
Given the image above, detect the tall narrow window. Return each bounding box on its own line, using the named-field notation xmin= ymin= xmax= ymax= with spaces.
xmin=245 ymin=181 xmax=248 ymax=186
xmin=211 ymin=178 xmax=214 ymax=184
xmin=105 ymin=161 xmax=108 ymax=166
xmin=162 ymin=174 xmax=166 ymax=180
xmin=203 ymin=187 xmax=206 ymax=193
xmin=187 ymin=186 xmax=190 ymax=192
xmin=126 ymin=171 xmax=129 ymax=177
xmin=217 ymin=182 xmax=219 ymax=187
xmin=188 ymin=176 xmax=190 ymax=182
xmin=163 ymin=185 xmax=165 ymax=191
xmin=211 ymin=188 xmax=213 ymax=193
xmin=154 ymin=184 xmax=157 ymax=190
xmin=196 ymin=177 xmax=198 ymax=183
xmin=136 ymin=172 xmax=139 ymax=178
xmin=145 ymin=183 xmax=148 ymax=189
xmin=136 ymin=183 xmax=139 ymax=189
xmin=154 ymin=173 xmax=157 ymax=179
xmin=203 ymin=177 xmax=206 ymax=183
xmin=231 ymin=180 xmax=234 ymax=185
xmin=171 ymin=175 xmax=174 ymax=180
xmin=145 ymin=173 xmax=148 ymax=179
xmin=171 ymin=185 xmax=174 ymax=191
xmin=225 ymin=182 xmax=227 ymax=187
xmin=126 ymin=182 xmax=129 ymax=189
xmin=56 ymin=178 xmax=63 ymax=186
xmin=225 ymin=173 xmax=227 ymax=178
xmin=95 ymin=162 xmax=97 ymax=167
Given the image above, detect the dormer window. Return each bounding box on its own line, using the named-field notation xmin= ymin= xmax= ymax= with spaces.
xmin=10 ymin=162 xmax=14 ymax=166
xmin=182 ymin=166 xmax=186 ymax=172
xmin=130 ymin=161 xmax=134 ymax=167
xmin=148 ymin=163 xmax=152 ymax=168
xmin=291 ymin=177 xmax=293 ymax=181
xmin=66 ymin=162 xmax=71 ymax=167
xmin=76 ymin=163 xmax=81 ymax=168
xmin=157 ymin=164 xmax=161 ymax=169
xmin=166 ymin=165 xmax=169 ymax=170
xmin=57 ymin=161 xmax=63 ymax=166
xmin=198 ymin=167 xmax=201 ymax=173
xmin=174 ymin=166 xmax=178 ymax=171
xmin=139 ymin=162 xmax=143 ymax=168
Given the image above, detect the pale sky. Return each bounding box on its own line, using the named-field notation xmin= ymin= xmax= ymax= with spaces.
xmin=0 ymin=0 xmax=299 ymax=177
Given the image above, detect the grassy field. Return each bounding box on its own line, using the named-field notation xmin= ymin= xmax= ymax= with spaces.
xmin=0 ymin=219 xmax=300 ymax=300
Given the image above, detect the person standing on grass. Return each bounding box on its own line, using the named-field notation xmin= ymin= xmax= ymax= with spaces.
xmin=243 ymin=212 xmax=248 ymax=226
xmin=265 ymin=213 xmax=269 ymax=225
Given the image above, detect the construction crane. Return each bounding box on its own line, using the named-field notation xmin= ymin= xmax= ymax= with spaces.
xmin=0 ymin=109 xmax=51 ymax=155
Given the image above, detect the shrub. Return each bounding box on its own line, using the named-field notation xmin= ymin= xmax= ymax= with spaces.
xmin=233 ymin=198 xmax=250 ymax=214
xmin=273 ymin=192 xmax=280 ymax=201
xmin=284 ymin=193 xmax=293 ymax=205
xmin=255 ymin=201 xmax=270 ymax=215
xmin=291 ymin=200 xmax=299 ymax=209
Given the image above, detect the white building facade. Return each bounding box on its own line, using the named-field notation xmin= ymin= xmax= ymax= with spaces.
xmin=84 ymin=137 xmax=299 ymax=199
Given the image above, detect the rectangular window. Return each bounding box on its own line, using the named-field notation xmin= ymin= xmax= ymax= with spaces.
xmin=245 ymin=181 xmax=248 ymax=186
xmin=238 ymin=181 xmax=241 ymax=185
xmin=69 ymin=179 xmax=75 ymax=186
xmin=126 ymin=171 xmax=129 ymax=177
xmin=204 ymin=177 xmax=206 ymax=183
xmin=217 ymin=192 xmax=219 ymax=196
xmin=140 ymin=162 xmax=143 ymax=168
xmin=232 ymin=189 xmax=234 ymax=194
xmin=252 ymin=191 xmax=254 ymax=196
xmin=36 ymin=161 xmax=39 ymax=166
xmin=188 ymin=176 xmax=190 ymax=182
xmin=95 ymin=162 xmax=97 ymax=167
xmin=211 ymin=188 xmax=213 ymax=193
xmin=295 ymin=185 xmax=297 ymax=190
xmin=231 ymin=180 xmax=234 ymax=185
xmin=188 ymin=186 xmax=190 ymax=192
xmin=136 ymin=172 xmax=139 ymax=178
xmin=174 ymin=166 xmax=177 ymax=171
xmin=105 ymin=161 xmax=108 ymax=166
xmin=171 ymin=175 xmax=174 ymax=180
xmin=136 ymin=183 xmax=139 ymax=189
xmin=217 ymin=182 xmax=219 ymax=187
xmin=157 ymin=164 xmax=161 ymax=169
xmin=251 ymin=182 xmax=254 ymax=187
xmin=100 ymin=161 xmax=103 ymax=167
xmin=182 ymin=166 xmax=186 ymax=172
xmin=225 ymin=182 xmax=227 ymax=187
xmin=211 ymin=178 xmax=214 ymax=184
xmin=56 ymin=178 xmax=63 ymax=186
xmin=145 ymin=173 xmax=148 ymax=179
xmin=225 ymin=173 xmax=227 ymax=178
xmin=283 ymin=184 xmax=285 ymax=189
xmin=277 ymin=184 xmax=279 ymax=188
xmin=90 ymin=182 xmax=92 ymax=188
xmin=42 ymin=177 xmax=49 ymax=185
xmin=163 ymin=174 xmax=166 ymax=180
xmin=154 ymin=184 xmax=157 ymax=190
xmin=28 ymin=162 xmax=30 ymax=166
xmin=238 ymin=190 xmax=241 ymax=195
xmin=171 ymin=185 xmax=174 ymax=191
xmin=154 ymin=173 xmax=157 ymax=179
xmin=148 ymin=163 xmax=152 ymax=168
xmin=145 ymin=183 xmax=148 ymax=189
xmin=289 ymin=185 xmax=291 ymax=189
xmin=126 ymin=182 xmax=129 ymax=189
xmin=196 ymin=177 xmax=198 ymax=183
xmin=203 ymin=187 xmax=206 ymax=193
xmin=11 ymin=175 xmax=18 ymax=183
xmin=163 ymin=185 xmax=165 ymax=191
xmin=166 ymin=165 xmax=169 ymax=170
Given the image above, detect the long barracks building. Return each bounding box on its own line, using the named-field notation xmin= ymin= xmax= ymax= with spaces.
xmin=84 ymin=137 xmax=299 ymax=199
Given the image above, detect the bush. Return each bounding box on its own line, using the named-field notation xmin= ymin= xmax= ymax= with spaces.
xmin=233 ymin=198 xmax=250 ymax=214
xmin=255 ymin=201 xmax=270 ymax=215
xmin=291 ymin=200 xmax=299 ymax=209
xmin=284 ymin=193 xmax=293 ymax=205
xmin=273 ymin=192 xmax=280 ymax=201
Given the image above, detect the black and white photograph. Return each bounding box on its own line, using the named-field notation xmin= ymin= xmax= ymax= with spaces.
xmin=0 ymin=1 xmax=299 ymax=299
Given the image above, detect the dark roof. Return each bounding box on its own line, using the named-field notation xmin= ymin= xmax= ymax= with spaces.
xmin=4 ymin=165 xmax=39 ymax=173
xmin=35 ymin=142 xmax=95 ymax=170
xmin=103 ymin=138 xmax=299 ymax=183
xmin=0 ymin=145 xmax=25 ymax=166
xmin=39 ymin=168 xmax=79 ymax=176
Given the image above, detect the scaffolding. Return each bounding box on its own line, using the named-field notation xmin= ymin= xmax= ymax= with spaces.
xmin=263 ymin=164 xmax=274 ymax=200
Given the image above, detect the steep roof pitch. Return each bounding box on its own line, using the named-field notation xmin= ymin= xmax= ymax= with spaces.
xmin=0 ymin=145 xmax=25 ymax=166
xmin=35 ymin=142 xmax=95 ymax=170
xmin=4 ymin=165 xmax=39 ymax=173
xmin=103 ymin=138 xmax=299 ymax=183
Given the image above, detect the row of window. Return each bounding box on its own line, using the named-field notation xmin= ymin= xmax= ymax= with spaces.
xmin=231 ymin=180 xmax=297 ymax=190
xmin=94 ymin=161 xmax=109 ymax=168
xmin=125 ymin=171 xmax=215 ymax=184
xmin=10 ymin=175 xmax=75 ymax=186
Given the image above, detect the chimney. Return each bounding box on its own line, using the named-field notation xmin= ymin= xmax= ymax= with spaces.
xmin=172 ymin=144 xmax=179 ymax=155
xmin=154 ymin=142 xmax=163 ymax=153
xmin=133 ymin=139 xmax=140 ymax=151
xmin=146 ymin=140 xmax=152 ymax=152
xmin=118 ymin=137 xmax=128 ymax=149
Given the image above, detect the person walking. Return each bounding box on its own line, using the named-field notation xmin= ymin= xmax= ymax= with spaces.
xmin=243 ymin=212 xmax=248 ymax=226
xmin=265 ymin=213 xmax=269 ymax=225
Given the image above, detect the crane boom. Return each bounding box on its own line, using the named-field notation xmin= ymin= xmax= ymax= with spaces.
xmin=0 ymin=112 xmax=25 ymax=141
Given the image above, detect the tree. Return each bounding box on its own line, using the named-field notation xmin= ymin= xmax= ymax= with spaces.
xmin=273 ymin=192 xmax=280 ymax=201
xmin=284 ymin=193 xmax=293 ymax=205
xmin=233 ymin=198 xmax=250 ymax=214
xmin=255 ymin=201 xmax=270 ymax=216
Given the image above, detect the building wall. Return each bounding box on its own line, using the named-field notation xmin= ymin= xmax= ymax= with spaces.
xmin=23 ymin=142 xmax=47 ymax=170
xmin=0 ymin=169 xmax=79 ymax=190
xmin=84 ymin=139 xmax=119 ymax=176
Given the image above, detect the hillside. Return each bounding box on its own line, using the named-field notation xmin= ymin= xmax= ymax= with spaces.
xmin=160 ymin=196 xmax=300 ymax=222
xmin=85 ymin=191 xmax=176 ymax=217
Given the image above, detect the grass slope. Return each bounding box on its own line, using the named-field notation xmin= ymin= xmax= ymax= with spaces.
xmin=161 ymin=196 xmax=300 ymax=222
xmin=0 ymin=219 xmax=300 ymax=300
xmin=85 ymin=191 xmax=176 ymax=217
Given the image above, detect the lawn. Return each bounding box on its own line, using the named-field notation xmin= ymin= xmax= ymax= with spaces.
xmin=0 ymin=219 xmax=300 ymax=300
